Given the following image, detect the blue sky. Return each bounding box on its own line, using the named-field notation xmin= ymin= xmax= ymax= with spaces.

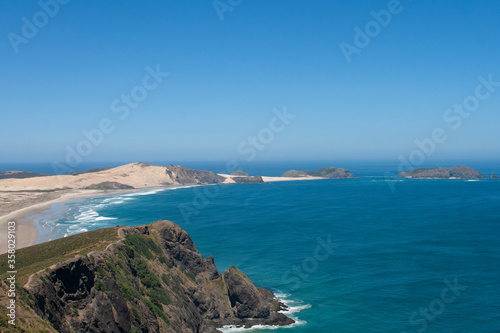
xmin=1 ymin=0 xmax=499 ymax=164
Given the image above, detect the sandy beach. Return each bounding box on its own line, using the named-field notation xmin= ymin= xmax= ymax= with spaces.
xmin=219 ymin=174 xmax=323 ymax=182
xmin=0 ymin=164 xmax=324 ymax=254
xmin=0 ymin=188 xmax=150 ymax=254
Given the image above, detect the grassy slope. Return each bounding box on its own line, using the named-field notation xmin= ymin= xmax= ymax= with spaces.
xmin=0 ymin=227 xmax=120 ymax=286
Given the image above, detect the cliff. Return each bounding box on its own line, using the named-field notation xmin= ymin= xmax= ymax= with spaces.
xmin=0 ymin=221 xmax=293 ymax=332
xmin=281 ymin=167 xmax=356 ymax=179
xmin=397 ymin=166 xmax=485 ymax=179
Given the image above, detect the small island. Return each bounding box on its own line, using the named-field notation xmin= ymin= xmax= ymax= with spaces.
xmin=281 ymin=167 xmax=356 ymax=179
xmin=491 ymin=172 xmax=499 ymax=179
xmin=397 ymin=166 xmax=485 ymax=179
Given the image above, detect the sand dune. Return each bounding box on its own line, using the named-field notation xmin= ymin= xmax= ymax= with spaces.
xmin=0 ymin=162 xmax=325 ymax=253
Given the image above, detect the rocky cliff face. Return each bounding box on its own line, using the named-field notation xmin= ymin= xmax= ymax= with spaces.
xmin=227 ymin=176 xmax=264 ymax=184
xmin=397 ymin=166 xmax=485 ymax=179
xmin=165 ymin=165 xmax=226 ymax=186
xmin=2 ymin=221 xmax=292 ymax=333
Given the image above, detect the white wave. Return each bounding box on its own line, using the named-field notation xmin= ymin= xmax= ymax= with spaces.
xmin=123 ymin=188 xmax=167 ymax=197
xmin=95 ymin=216 xmax=118 ymax=221
xmin=281 ymin=303 xmax=312 ymax=314
xmin=57 ymin=185 xmax=196 ymax=238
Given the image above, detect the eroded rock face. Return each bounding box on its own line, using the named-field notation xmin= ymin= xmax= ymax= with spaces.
xmin=24 ymin=221 xmax=293 ymax=332
xmin=491 ymin=172 xmax=499 ymax=179
xmin=229 ymin=176 xmax=264 ymax=184
xmin=165 ymin=165 xmax=226 ymax=185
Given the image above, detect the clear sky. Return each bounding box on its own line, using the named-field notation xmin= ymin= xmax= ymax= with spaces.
xmin=1 ymin=0 xmax=499 ymax=165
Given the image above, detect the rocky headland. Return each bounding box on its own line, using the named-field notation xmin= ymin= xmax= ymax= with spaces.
xmin=0 ymin=221 xmax=293 ymax=332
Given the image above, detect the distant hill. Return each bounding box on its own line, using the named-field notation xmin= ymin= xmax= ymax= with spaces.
xmin=0 ymin=170 xmax=49 ymax=179
xmin=397 ymin=166 xmax=485 ymax=179
xmin=281 ymin=167 xmax=356 ymax=179
xmin=231 ymin=170 xmax=249 ymax=176
xmin=0 ymin=221 xmax=293 ymax=332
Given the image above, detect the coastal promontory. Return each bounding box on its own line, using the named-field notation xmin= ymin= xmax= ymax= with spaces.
xmin=281 ymin=167 xmax=356 ymax=179
xmin=0 ymin=221 xmax=293 ymax=332
xmin=397 ymin=166 xmax=486 ymax=179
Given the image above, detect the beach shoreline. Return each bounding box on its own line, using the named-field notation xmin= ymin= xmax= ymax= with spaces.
xmin=0 ymin=175 xmax=323 ymax=254
xmin=0 ymin=188 xmax=155 ymax=254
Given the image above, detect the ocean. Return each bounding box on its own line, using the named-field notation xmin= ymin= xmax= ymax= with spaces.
xmin=17 ymin=162 xmax=500 ymax=332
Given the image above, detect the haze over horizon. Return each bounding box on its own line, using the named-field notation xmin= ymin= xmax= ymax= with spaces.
xmin=1 ymin=1 xmax=500 ymax=164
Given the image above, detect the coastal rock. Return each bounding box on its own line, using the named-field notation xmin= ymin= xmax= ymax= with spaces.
xmin=490 ymin=172 xmax=499 ymax=179
xmin=281 ymin=167 xmax=356 ymax=179
xmin=3 ymin=221 xmax=293 ymax=332
xmin=165 ymin=165 xmax=226 ymax=185
xmin=227 ymin=176 xmax=264 ymax=184
xmin=231 ymin=170 xmax=250 ymax=177
xmin=397 ymin=166 xmax=485 ymax=179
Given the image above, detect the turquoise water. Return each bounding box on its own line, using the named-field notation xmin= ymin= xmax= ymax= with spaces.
xmin=31 ymin=177 xmax=500 ymax=332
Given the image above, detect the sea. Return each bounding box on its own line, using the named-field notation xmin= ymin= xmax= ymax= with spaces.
xmin=3 ymin=161 xmax=500 ymax=332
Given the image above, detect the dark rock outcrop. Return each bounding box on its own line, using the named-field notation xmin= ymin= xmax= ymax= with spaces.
xmin=229 ymin=176 xmax=264 ymax=184
xmin=490 ymin=172 xmax=499 ymax=179
xmin=397 ymin=166 xmax=485 ymax=179
xmin=19 ymin=221 xmax=293 ymax=333
xmin=84 ymin=181 xmax=135 ymax=190
xmin=165 ymin=165 xmax=226 ymax=185
xmin=282 ymin=167 xmax=356 ymax=179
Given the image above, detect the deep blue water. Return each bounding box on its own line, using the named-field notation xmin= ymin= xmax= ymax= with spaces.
xmin=28 ymin=174 xmax=500 ymax=332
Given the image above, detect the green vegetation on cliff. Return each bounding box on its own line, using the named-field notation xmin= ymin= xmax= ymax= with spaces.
xmin=0 ymin=221 xmax=293 ymax=333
